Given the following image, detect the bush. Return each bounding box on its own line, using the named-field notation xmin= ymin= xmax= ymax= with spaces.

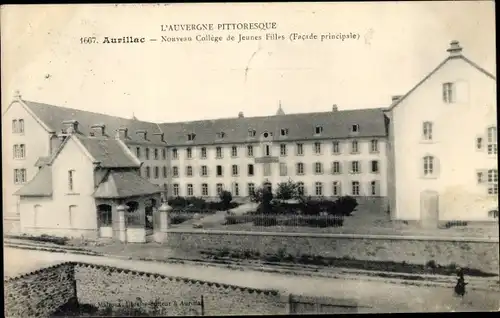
xmin=279 ymin=215 xmax=344 ymax=227
xmin=253 ymin=215 xmax=278 ymax=226
xmin=334 ymin=196 xmax=358 ymax=216
xmin=8 ymin=234 xmax=70 ymax=246
xmin=444 ymin=221 xmax=468 ymax=228
xmin=219 ymin=190 xmax=233 ymax=211
xmin=224 ymin=215 xmax=252 ymax=225
xmin=275 ymin=180 xmax=300 ymax=201
xmin=169 ymin=214 xmax=192 ymax=224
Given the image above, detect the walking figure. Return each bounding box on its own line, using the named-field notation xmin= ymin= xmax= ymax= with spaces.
xmin=454 ymin=267 xmax=468 ymax=297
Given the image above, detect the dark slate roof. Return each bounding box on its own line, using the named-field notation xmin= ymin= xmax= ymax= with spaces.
xmin=22 ymin=100 xmax=164 ymax=145
xmin=157 ymin=108 xmax=388 ymax=146
xmin=34 ymin=156 xmax=51 ymax=167
xmin=93 ymin=170 xmax=162 ymax=199
xmin=14 ymin=166 xmax=52 ymax=197
xmin=76 ymin=136 xmax=140 ymax=168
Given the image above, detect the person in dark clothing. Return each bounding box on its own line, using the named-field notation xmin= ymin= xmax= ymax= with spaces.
xmin=454 ymin=267 xmax=468 ymax=297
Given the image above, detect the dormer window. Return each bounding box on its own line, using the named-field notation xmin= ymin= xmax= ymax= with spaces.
xmin=216 ymin=132 xmax=225 ymax=139
xmin=315 ymin=126 xmax=323 ymax=135
xmin=262 ymin=132 xmax=271 ymax=139
xmin=136 ymin=130 xmax=148 ymax=140
xmin=280 ymin=128 xmax=289 ymax=136
xmin=248 ymin=129 xmax=256 ymax=137
xmin=187 ymin=133 xmax=196 ymax=141
xmin=351 ymin=124 xmax=359 ymax=133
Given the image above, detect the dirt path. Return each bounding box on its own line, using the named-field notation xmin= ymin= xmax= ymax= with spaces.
xmin=4 ymin=247 xmax=499 ymax=312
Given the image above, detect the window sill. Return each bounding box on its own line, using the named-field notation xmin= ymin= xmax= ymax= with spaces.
xmin=419 ymin=140 xmax=435 ymax=144
xmin=13 ymin=158 xmax=26 ymax=160
xmin=66 ymin=193 xmax=80 ymax=196
xmin=232 ymin=175 xmax=239 ymax=177
xmin=332 ymin=152 xmax=341 ymax=156
xmin=216 ymin=175 xmax=223 ymax=178
xmin=421 ymin=175 xmax=438 ymax=180
xmin=370 ymin=171 xmax=380 ymax=174
xmin=369 ymin=151 xmax=380 ymax=154
xmin=350 ymin=152 xmax=360 ymax=155
xmin=216 ymin=157 xmax=224 ymax=160
xmin=296 ymin=153 xmax=304 ymax=156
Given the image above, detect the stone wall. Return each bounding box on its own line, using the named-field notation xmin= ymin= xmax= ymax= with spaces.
xmin=167 ymin=229 xmax=500 ymax=274
xmin=74 ymin=263 xmax=287 ymax=316
xmin=4 ymin=263 xmax=76 ymax=318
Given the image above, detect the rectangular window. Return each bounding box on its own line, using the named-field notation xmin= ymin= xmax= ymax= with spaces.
xmin=216 ymin=183 xmax=223 ymax=195
xmin=172 ymin=166 xmax=179 ymax=177
xmin=423 ymin=156 xmax=434 ymax=176
xmin=19 ymin=119 xmax=24 ymax=133
xmin=13 ymin=144 xmax=26 ymax=159
xmin=443 ymin=82 xmax=455 ymax=103
xmin=154 ymin=148 xmax=159 ymax=160
xmin=233 ymin=182 xmax=240 ymax=196
xmin=216 ymin=147 xmax=223 ymax=159
xmin=186 ymin=166 xmax=193 ymax=177
xmin=351 ymin=161 xmax=360 ymax=174
xmin=352 ymin=181 xmax=360 ymax=196
xmin=248 ymin=129 xmax=256 ymax=137
xmin=281 ymin=128 xmax=289 ymax=136
xmin=216 ymin=165 xmax=223 ymax=177
xmin=154 ymin=166 xmax=159 ymax=179
xmin=332 ymin=181 xmax=340 ymax=196
xmin=371 ymin=160 xmax=379 ymax=173
xmin=487 ymin=127 xmax=497 ymax=155
xmin=163 ymin=166 xmax=167 ymax=178
xmin=423 ymin=122 xmax=433 ymax=141
xmin=14 ymin=169 xmax=27 ymax=184
xmin=247 ymin=145 xmax=254 ymax=157
xmin=488 ymin=169 xmax=498 ymax=195
xmin=351 ymin=124 xmax=359 ymax=133
xmin=296 ymin=143 xmax=304 ymax=155
xmin=162 ymin=148 xmax=167 ymax=160
xmin=145 ymin=167 xmax=151 ymax=178
xmin=332 ymin=161 xmax=341 ymax=174
xmin=232 ymin=165 xmax=239 ymax=176
xmin=201 ymin=165 xmax=208 ymax=177
xmin=173 ymin=184 xmax=179 ymax=196
xmin=370 ymin=140 xmax=379 ymax=153
xmin=279 ymin=163 xmax=287 ymax=176
xmin=12 ymin=120 xmax=17 ymax=133
xmin=264 ymin=144 xmax=271 ymax=156
xmin=315 ymin=126 xmax=323 ymax=135
xmin=68 ymin=170 xmax=74 ymax=191
xmin=201 ymin=147 xmax=207 ymax=159
xmin=202 ymin=184 xmax=208 ymax=196
xmin=314 ymin=142 xmax=321 ymax=154
xmin=136 ymin=147 xmax=141 ymax=158
xmin=187 ymin=184 xmax=194 ymax=196
xmin=248 ymin=183 xmax=255 ymax=196
xmin=371 ymin=181 xmax=378 ymax=196
xmin=280 ymin=144 xmax=287 ymax=156
xmin=332 ymin=141 xmax=340 ymax=154
xmin=172 ymin=148 xmax=178 ymax=159
xmin=263 ymin=163 xmax=271 ymax=176
xmin=231 ymin=146 xmax=238 ymax=157
xmin=314 ymin=162 xmax=323 ymax=174
xmin=186 ymin=148 xmax=192 ymax=159
xmin=296 ymin=163 xmax=304 ymax=175
xmin=145 ymin=148 xmax=150 ymax=160
xmin=248 ymin=164 xmax=254 ymax=176
xmin=315 ymin=182 xmax=323 ymax=196
xmin=351 ymin=141 xmax=359 ymax=153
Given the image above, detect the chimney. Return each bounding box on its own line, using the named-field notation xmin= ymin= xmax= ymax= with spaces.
xmin=238 ymin=111 xmax=244 ymax=118
xmin=153 ymin=132 xmax=165 ymax=142
xmin=90 ymin=123 xmax=106 ymax=137
xmin=391 ymin=95 xmax=402 ymax=103
xmin=332 ymin=104 xmax=338 ymax=112
xmin=14 ymin=90 xmax=22 ymax=100
xmin=135 ymin=129 xmax=148 ymax=140
xmin=447 ymin=40 xmax=463 ymax=57
xmin=116 ymin=127 xmax=129 ymax=140
xmin=62 ymin=120 xmax=78 ymax=134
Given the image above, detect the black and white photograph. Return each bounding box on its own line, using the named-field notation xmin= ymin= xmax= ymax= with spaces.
xmin=2 ymin=1 xmax=498 ymax=316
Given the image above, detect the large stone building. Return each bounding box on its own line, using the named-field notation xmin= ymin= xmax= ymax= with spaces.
xmin=2 ymin=41 xmax=497 ymax=239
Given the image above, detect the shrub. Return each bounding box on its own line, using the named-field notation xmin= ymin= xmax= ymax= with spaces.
xmin=253 ymin=215 xmax=278 ymax=226
xmin=168 ymin=196 xmax=188 ymax=208
xmin=444 ymin=221 xmax=468 ymax=228
xmin=334 ymin=196 xmax=358 ymax=216
xmin=275 ymin=180 xmax=300 ymax=201
xmin=224 ymin=215 xmax=252 ymax=225
xmin=8 ymin=234 xmax=70 ymax=246
xmin=219 ymin=190 xmax=233 ymax=211
xmin=169 ymin=214 xmax=192 ymax=224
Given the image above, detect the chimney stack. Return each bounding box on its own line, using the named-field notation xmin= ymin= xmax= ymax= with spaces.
xmin=62 ymin=120 xmax=79 ymax=134
xmin=14 ymin=90 xmax=22 ymax=100
xmin=90 ymin=124 xmax=106 ymax=137
xmin=238 ymin=111 xmax=244 ymax=118
xmin=332 ymin=104 xmax=338 ymax=112
xmin=447 ymin=40 xmax=463 ymax=57
xmin=391 ymin=95 xmax=402 ymax=103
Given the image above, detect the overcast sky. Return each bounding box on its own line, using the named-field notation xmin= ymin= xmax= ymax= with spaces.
xmin=1 ymin=2 xmax=496 ymax=123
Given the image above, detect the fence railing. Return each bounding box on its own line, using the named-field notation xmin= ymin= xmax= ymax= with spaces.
xmin=224 ymin=214 xmax=345 ymax=227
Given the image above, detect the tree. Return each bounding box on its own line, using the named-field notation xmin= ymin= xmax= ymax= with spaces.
xmin=250 ymin=187 xmax=263 ymax=203
xmin=260 ymin=187 xmax=274 ymax=214
xmin=219 ymin=190 xmax=233 ymax=211
xmin=275 ymin=179 xmax=300 ymax=201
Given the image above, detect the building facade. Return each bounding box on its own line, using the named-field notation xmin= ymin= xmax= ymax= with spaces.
xmin=2 ymin=41 xmax=497 ymax=238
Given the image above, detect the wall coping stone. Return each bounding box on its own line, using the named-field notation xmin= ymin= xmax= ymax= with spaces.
xmin=4 ymin=261 xmax=75 ymax=283
xmin=168 ymin=229 xmax=500 ymax=243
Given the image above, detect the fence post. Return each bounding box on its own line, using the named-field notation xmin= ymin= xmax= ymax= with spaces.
xmin=201 ymin=295 xmax=205 ymax=316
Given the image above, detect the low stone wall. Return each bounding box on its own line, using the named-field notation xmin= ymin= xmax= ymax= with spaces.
xmin=4 ymin=263 xmax=76 ymax=318
xmin=167 ymin=229 xmax=500 ymax=274
xmin=74 ymin=263 xmax=287 ymax=315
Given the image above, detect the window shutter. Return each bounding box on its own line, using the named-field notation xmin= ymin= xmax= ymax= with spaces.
xmin=476 ymin=135 xmax=484 ymax=151
xmin=455 ymin=81 xmax=469 ymax=104
xmin=359 ymin=161 xmax=363 ymax=174
xmin=338 ymin=182 xmax=342 ymax=196
xmin=419 ymin=158 xmax=425 ymax=179
xmin=330 ymin=162 xmax=335 ymax=174
xmin=434 ymin=157 xmax=441 ymax=178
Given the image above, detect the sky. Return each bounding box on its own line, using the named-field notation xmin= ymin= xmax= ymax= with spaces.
xmin=1 ymin=2 xmax=496 ymax=123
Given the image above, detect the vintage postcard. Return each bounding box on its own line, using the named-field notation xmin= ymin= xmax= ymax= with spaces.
xmin=2 ymin=1 xmax=498 ymax=316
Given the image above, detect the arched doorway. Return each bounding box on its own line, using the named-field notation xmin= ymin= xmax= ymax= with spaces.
xmin=125 ymin=201 xmax=140 ymax=226
xmin=97 ymin=204 xmax=113 ymax=238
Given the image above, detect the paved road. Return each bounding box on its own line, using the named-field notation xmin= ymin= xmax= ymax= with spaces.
xmin=4 ymin=247 xmax=499 ymax=313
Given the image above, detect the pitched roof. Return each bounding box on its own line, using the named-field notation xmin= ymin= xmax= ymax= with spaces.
xmin=93 ymin=170 xmax=162 ymax=199
xmin=34 ymin=156 xmax=51 ymax=167
xmin=157 ymin=108 xmax=388 ymax=146
xmin=21 ymin=100 xmax=165 ymax=145
xmin=14 ymin=166 xmax=52 ymax=197
xmin=387 ymin=55 xmax=496 ymax=111
xmin=75 ymin=135 xmax=140 ymax=168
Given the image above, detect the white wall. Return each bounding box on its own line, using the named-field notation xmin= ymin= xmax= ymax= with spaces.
xmin=2 ymin=101 xmax=51 ymax=217
xmin=391 ymin=57 xmax=497 ymax=221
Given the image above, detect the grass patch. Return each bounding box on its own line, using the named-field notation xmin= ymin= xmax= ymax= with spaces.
xmin=7 ymin=234 xmax=69 ymax=246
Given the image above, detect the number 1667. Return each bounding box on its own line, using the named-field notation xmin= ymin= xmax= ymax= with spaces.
xmin=80 ymin=37 xmax=97 ymax=44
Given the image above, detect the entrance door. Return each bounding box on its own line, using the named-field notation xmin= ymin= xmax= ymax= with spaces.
xmin=97 ymin=204 xmax=113 ymax=238
xmin=420 ymin=190 xmax=439 ymax=228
